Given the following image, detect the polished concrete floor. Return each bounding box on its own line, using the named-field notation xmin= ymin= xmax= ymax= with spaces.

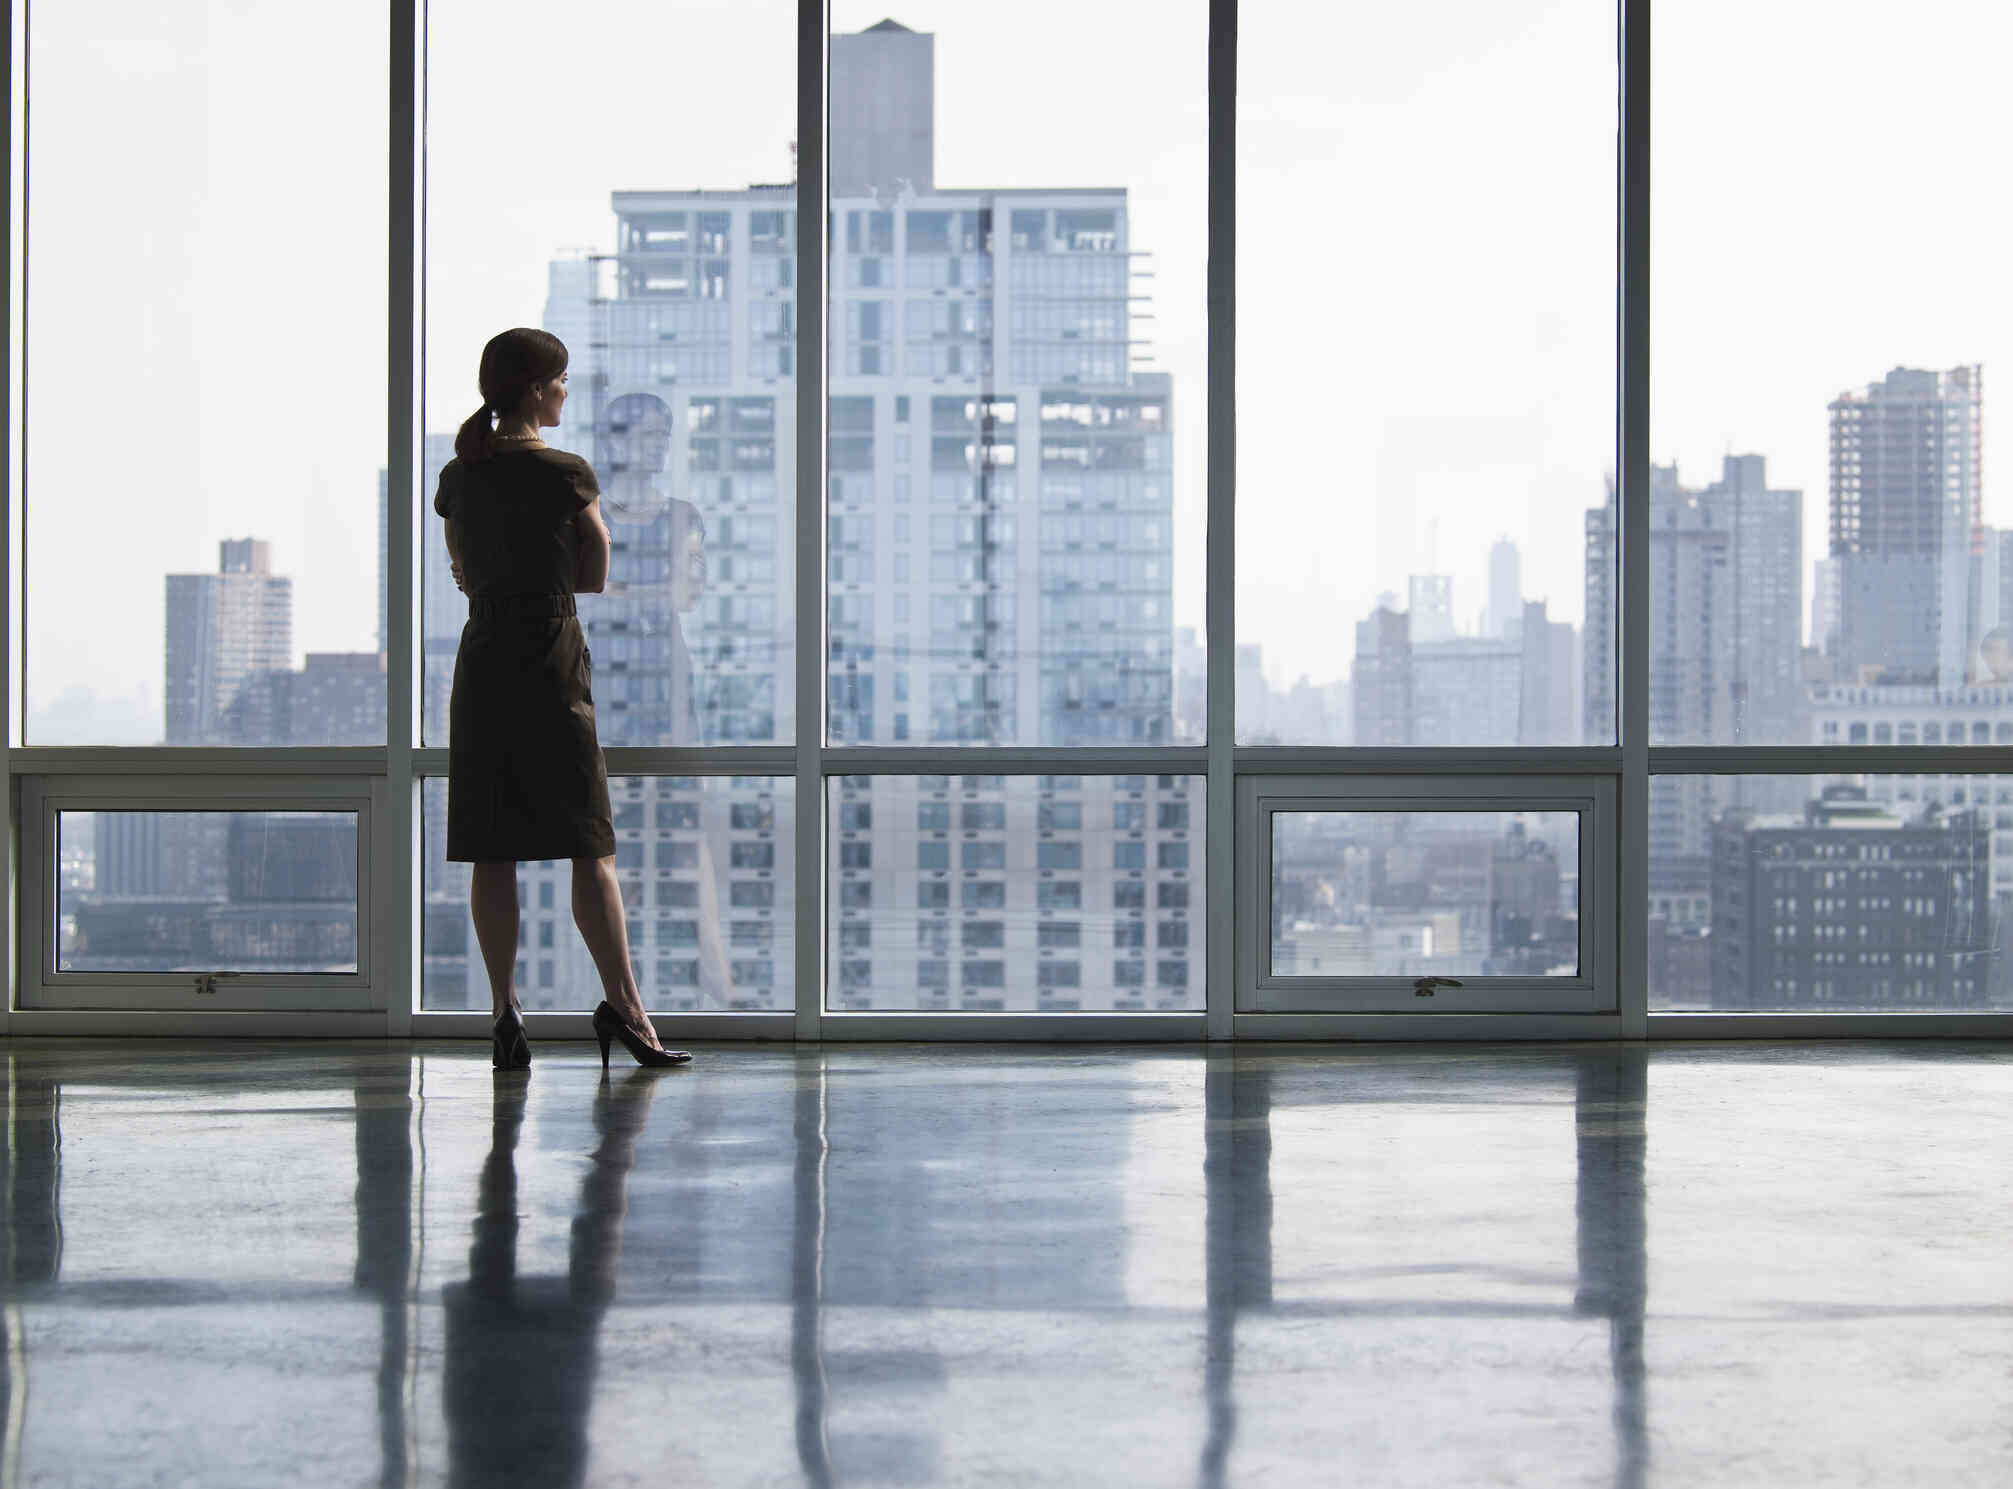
xmin=1 ymin=1038 xmax=2010 ymax=1486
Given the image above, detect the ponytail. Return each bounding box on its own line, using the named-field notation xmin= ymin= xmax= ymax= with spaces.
xmin=459 ymin=327 xmax=569 ymax=464
xmin=454 ymin=402 xmax=495 ymax=464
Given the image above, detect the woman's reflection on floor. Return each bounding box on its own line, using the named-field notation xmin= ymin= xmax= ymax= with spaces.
xmin=443 ymin=1070 xmax=659 ymax=1489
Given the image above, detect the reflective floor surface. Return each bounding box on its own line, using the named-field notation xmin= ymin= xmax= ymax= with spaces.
xmin=1 ymin=1038 xmax=2010 ymax=1487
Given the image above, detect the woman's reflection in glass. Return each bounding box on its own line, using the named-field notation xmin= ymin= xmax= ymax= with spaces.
xmin=596 ymin=391 xmax=730 ymax=1004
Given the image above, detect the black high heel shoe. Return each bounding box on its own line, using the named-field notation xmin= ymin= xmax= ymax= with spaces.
xmin=491 ymin=1007 xmax=531 ymax=1070
xmin=592 ymin=1001 xmax=692 ymax=1069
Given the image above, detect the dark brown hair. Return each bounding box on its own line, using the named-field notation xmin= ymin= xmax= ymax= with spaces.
xmin=454 ymin=328 xmax=569 ymax=463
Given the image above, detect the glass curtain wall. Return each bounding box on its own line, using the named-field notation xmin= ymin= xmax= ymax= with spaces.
xmin=418 ymin=0 xmax=798 ymax=1013
xmin=820 ymin=0 xmax=1208 ymax=1020
xmin=1648 ymin=1 xmax=2013 ymax=1013
xmin=1236 ymin=1 xmax=1618 ymax=749
xmin=24 ymin=3 xmax=388 ymax=749
xmin=17 ymin=1 xmax=2013 ymax=1034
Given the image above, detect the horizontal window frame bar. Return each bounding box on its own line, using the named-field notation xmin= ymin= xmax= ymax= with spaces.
xmin=12 ymin=747 xmax=390 ymax=775
xmin=809 ymin=1012 xmax=1205 ymax=1041
xmin=418 ymin=746 xmax=801 ymax=777
xmin=412 ymin=1011 xmax=800 ymax=1041
xmin=1648 ymin=746 xmax=2013 ymax=776
xmin=1645 ymin=1013 xmax=2013 ymax=1039
xmin=1235 ymin=748 xmax=1622 ymax=774
xmin=820 ymin=746 xmax=1208 ymax=774
xmin=5 ymin=1010 xmax=395 ymax=1037
xmin=18 ymin=1008 xmax=2011 ymax=1041
xmin=1230 ymin=1012 xmax=1625 ymax=1041
xmin=1241 ymin=987 xmax=1607 ymax=1013
xmin=37 ymin=746 xmax=1999 ymax=783
xmin=24 ymin=777 xmax=376 ymax=806
xmin=23 ymin=980 xmax=375 ymax=1011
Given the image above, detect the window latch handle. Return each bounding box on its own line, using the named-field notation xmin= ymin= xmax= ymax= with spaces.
xmin=1413 ymin=976 xmax=1464 ymax=997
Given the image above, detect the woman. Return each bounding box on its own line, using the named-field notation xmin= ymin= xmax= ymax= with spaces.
xmin=435 ymin=327 xmax=690 ymax=1069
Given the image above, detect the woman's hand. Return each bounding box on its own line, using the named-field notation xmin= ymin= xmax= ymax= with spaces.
xmin=450 ymin=560 xmax=467 ymax=594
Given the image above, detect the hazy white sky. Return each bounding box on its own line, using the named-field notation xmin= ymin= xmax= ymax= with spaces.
xmin=24 ymin=1 xmax=2013 ymax=738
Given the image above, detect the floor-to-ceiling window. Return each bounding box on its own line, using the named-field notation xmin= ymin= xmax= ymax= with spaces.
xmin=1648 ymin=0 xmax=2013 ymax=1020
xmin=8 ymin=1 xmax=2011 ymax=1039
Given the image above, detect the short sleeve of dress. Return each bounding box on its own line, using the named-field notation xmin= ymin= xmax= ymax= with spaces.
xmin=432 ymin=460 xmax=461 ymax=520
xmin=564 ymin=453 xmax=600 ymax=511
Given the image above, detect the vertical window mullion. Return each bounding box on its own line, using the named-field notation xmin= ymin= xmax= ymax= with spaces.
xmin=384 ymin=0 xmax=422 ymax=1027
xmin=1206 ymin=0 xmax=1236 ymax=1040
xmin=795 ymin=0 xmax=828 ymax=1036
xmin=4 ymin=0 xmax=20 ymax=1030
xmin=1618 ymin=0 xmax=1650 ymax=1037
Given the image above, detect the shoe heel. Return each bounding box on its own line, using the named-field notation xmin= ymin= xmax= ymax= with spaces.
xmin=596 ymin=1028 xmax=613 ymax=1070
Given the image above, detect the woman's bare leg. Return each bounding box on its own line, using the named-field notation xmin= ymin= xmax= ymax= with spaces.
xmin=571 ymin=855 xmax=663 ymax=1050
xmin=469 ymin=861 xmax=521 ymax=1019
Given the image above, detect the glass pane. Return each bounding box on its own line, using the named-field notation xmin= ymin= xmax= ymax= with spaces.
xmin=26 ymin=5 xmax=388 ymax=745
xmin=829 ymin=774 xmax=1203 ymax=1011
xmin=424 ymin=1 xmax=796 ymax=747
xmin=1237 ymin=3 xmax=1616 ymax=745
xmin=1655 ymin=5 xmax=2012 ymax=737
xmin=58 ymin=812 xmax=359 ymax=972
xmin=1271 ymin=811 xmax=1580 ymax=978
xmin=1650 ymin=776 xmax=2011 ymax=1011
xmin=420 ymin=777 xmax=794 ymax=1012
xmin=823 ymin=7 xmax=1205 ymax=745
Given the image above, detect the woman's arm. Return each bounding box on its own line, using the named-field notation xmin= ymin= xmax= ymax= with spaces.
xmin=444 ymin=516 xmax=466 ymax=594
xmin=573 ymin=498 xmax=611 ymax=594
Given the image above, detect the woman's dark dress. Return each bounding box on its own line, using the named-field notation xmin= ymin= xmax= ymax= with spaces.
xmin=435 ymin=446 xmax=615 ymax=863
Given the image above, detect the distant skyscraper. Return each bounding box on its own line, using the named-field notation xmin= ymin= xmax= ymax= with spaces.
xmin=1829 ymin=365 xmax=1983 ymax=686
xmin=1173 ymin=625 xmax=1206 ymax=742
xmin=1233 ymin=643 xmax=1268 ymax=741
xmin=1352 ymin=604 xmax=1410 ymax=747
xmin=274 ymin=653 xmax=387 ymax=745
xmin=1512 ymin=600 xmax=1578 ymax=747
xmin=830 ymin=20 xmax=934 ymax=198
xmin=164 ymin=539 xmax=292 ymax=744
xmin=1588 ymin=457 xmax=1799 ymax=749
xmin=1811 ymin=556 xmax=1842 ymax=659
xmin=1407 ymin=574 xmax=1455 ymax=643
xmin=1485 ymin=536 xmax=1521 ymax=639
xmin=1587 ymin=455 xmax=1802 ymax=917
xmin=1583 ymin=481 xmax=1617 ymax=747
xmin=1411 ymin=633 xmax=1520 ymax=744
xmin=1709 ymin=454 xmax=1804 ymax=748
xmin=1970 ymin=526 xmax=2013 ymax=670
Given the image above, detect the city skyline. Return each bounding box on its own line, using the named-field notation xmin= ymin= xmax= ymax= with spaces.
xmin=55 ymin=5 xmax=2013 ymax=1016
xmin=26 ymin=2 xmax=2013 ymax=740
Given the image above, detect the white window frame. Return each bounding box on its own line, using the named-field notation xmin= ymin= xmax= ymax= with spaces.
xmin=17 ymin=774 xmax=378 ymax=1013
xmin=1236 ymin=774 xmax=1616 ymax=1016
